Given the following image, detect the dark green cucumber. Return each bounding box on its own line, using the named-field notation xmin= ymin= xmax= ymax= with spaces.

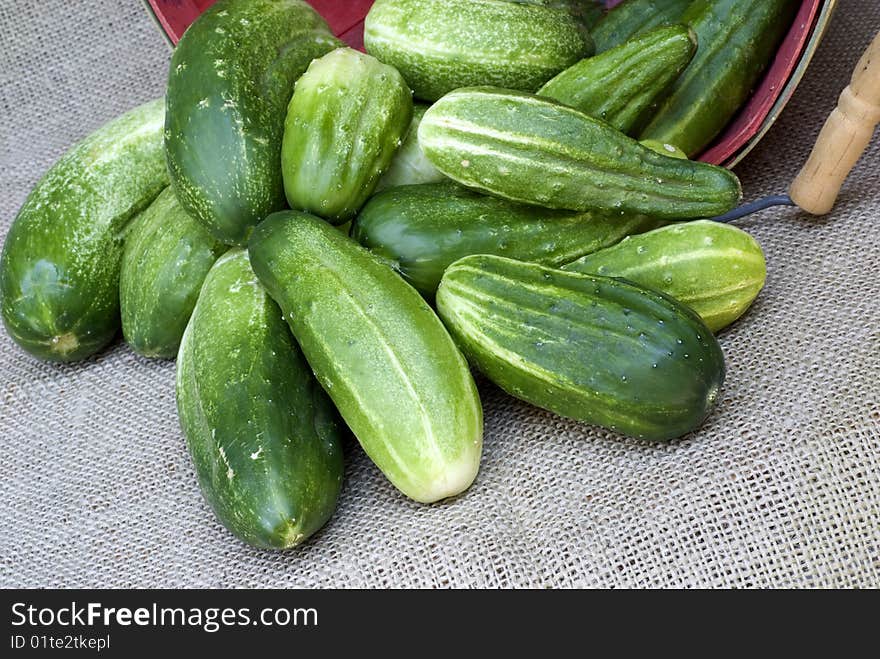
xmin=437 ymin=255 xmax=726 ymax=442
xmin=248 ymin=212 xmax=482 ymax=503
xmin=176 ymin=249 xmax=344 ymax=550
xmin=563 ymin=220 xmax=767 ymax=332
xmin=539 ymin=24 xmax=696 ymax=134
xmin=364 ymin=0 xmax=593 ymax=102
xmin=165 ymin=0 xmax=341 ymax=245
xmin=591 ymin=0 xmax=692 ymax=53
xmin=640 ymin=0 xmax=800 ymax=157
xmin=281 ymin=48 xmax=412 ymax=223
xmin=0 ymin=100 xmax=167 ymax=362
xmin=419 ymin=87 xmax=742 ymax=219
xmin=351 ymin=182 xmax=661 ymax=297
xmin=375 ymin=104 xmax=446 ymax=192
xmin=120 ymin=188 xmax=226 ymax=358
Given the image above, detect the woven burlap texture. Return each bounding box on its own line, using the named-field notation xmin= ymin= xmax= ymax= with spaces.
xmin=1 ymin=0 xmax=878 ymax=589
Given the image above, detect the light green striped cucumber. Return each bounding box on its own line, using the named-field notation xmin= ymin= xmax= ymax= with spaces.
xmin=177 ymin=249 xmax=344 ymax=549
xmin=165 ymin=0 xmax=341 ymax=245
xmin=0 ymin=99 xmax=167 ymax=362
xmin=419 ymin=87 xmax=742 ymax=219
xmin=591 ymin=0 xmax=692 ymax=53
xmin=563 ymin=221 xmax=767 ymax=332
xmin=364 ymin=0 xmax=593 ymax=101
xmin=437 ymin=255 xmax=726 ymax=441
xmin=281 ymin=48 xmax=412 ymax=223
xmin=352 ymin=182 xmax=661 ymax=297
xmin=248 ymin=211 xmax=483 ymax=503
xmin=120 ymin=188 xmax=226 ymax=358
xmin=510 ymin=1 xmax=605 ymax=29
xmin=640 ymin=0 xmax=800 ymax=157
xmin=376 ymin=104 xmax=446 ymax=191
xmin=539 ymin=24 xmax=697 ymax=134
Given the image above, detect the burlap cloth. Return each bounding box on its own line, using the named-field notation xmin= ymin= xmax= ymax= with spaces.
xmin=0 ymin=0 xmax=877 ymax=589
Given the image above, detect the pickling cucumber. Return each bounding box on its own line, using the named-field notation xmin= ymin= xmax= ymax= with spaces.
xmin=375 ymin=105 xmax=446 ymax=192
xmin=176 ymin=249 xmax=344 ymax=550
xmin=563 ymin=220 xmax=767 ymax=332
xmin=591 ymin=0 xmax=692 ymax=53
xmin=539 ymin=24 xmax=696 ymax=134
xmin=0 ymin=99 xmax=167 ymax=362
xmin=364 ymin=0 xmax=593 ymax=101
xmin=351 ymin=182 xmax=661 ymax=297
xmin=248 ymin=211 xmax=483 ymax=503
xmin=640 ymin=0 xmax=800 ymax=157
xmin=165 ymin=0 xmax=341 ymax=245
xmin=120 ymin=188 xmax=226 ymax=358
xmin=419 ymin=87 xmax=742 ymax=219
xmin=281 ymin=48 xmax=413 ymax=223
xmin=437 ymin=255 xmax=726 ymax=441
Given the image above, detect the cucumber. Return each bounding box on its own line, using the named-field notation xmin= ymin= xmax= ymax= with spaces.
xmin=165 ymin=0 xmax=341 ymax=245
xmin=419 ymin=87 xmax=742 ymax=219
xmin=375 ymin=105 xmax=446 ymax=192
xmin=351 ymin=182 xmax=662 ymax=297
xmin=364 ymin=0 xmax=593 ymax=102
xmin=120 ymin=188 xmax=226 ymax=359
xmin=281 ymin=48 xmax=413 ymax=223
xmin=176 ymin=249 xmax=344 ymax=550
xmin=591 ymin=0 xmax=692 ymax=53
xmin=248 ymin=211 xmax=483 ymax=503
xmin=640 ymin=139 xmax=687 ymax=160
xmin=0 ymin=99 xmax=167 ymax=362
xmin=509 ymin=1 xmax=605 ymax=29
xmin=437 ymin=255 xmax=726 ymax=442
xmin=563 ymin=220 xmax=767 ymax=332
xmin=539 ymin=25 xmax=696 ymax=134
xmin=640 ymin=0 xmax=800 ymax=157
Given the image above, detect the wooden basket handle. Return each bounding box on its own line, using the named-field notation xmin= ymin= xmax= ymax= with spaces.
xmin=790 ymin=31 xmax=880 ymax=215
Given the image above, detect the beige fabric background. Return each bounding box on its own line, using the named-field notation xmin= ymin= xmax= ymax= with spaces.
xmin=0 ymin=0 xmax=877 ymax=589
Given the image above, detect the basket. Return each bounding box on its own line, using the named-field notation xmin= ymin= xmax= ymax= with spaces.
xmin=142 ymin=0 xmax=837 ymax=167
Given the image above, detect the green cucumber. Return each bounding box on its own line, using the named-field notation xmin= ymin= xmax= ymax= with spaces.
xmin=165 ymin=0 xmax=341 ymax=245
xmin=375 ymin=105 xmax=446 ymax=192
xmin=539 ymin=24 xmax=697 ymax=134
xmin=176 ymin=249 xmax=344 ymax=550
xmin=563 ymin=220 xmax=767 ymax=332
xmin=510 ymin=1 xmax=605 ymax=29
xmin=120 ymin=188 xmax=226 ymax=358
xmin=281 ymin=48 xmax=412 ymax=223
xmin=351 ymin=182 xmax=661 ymax=297
xmin=591 ymin=0 xmax=692 ymax=53
xmin=248 ymin=211 xmax=483 ymax=503
xmin=419 ymin=87 xmax=742 ymax=219
xmin=364 ymin=0 xmax=593 ymax=102
xmin=437 ymin=255 xmax=726 ymax=442
xmin=0 ymin=99 xmax=167 ymax=362
xmin=640 ymin=139 xmax=687 ymax=160
xmin=640 ymin=0 xmax=800 ymax=157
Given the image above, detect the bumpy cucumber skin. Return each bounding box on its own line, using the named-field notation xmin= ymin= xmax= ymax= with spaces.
xmin=364 ymin=0 xmax=594 ymax=102
xmin=375 ymin=105 xmax=446 ymax=192
xmin=248 ymin=212 xmax=483 ymax=504
xmin=419 ymin=87 xmax=742 ymax=219
xmin=640 ymin=0 xmax=800 ymax=157
xmin=351 ymin=182 xmax=662 ymax=297
xmin=0 ymin=99 xmax=167 ymax=362
xmin=120 ymin=188 xmax=226 ymax=359
xmin=508 ymin=1 xmax=605 ymax=29
xmin=591 ymin=0 xmax=692 ymax=53
xmin=437 ymin=255 xmax=726 ymax=442
xmin=563 ymin=220 xmax=767 ymax=332
xmin=282 ymin=48 xmax=413 ymax=223
xmin=165 ymin=0 xmax=341 ymax=245
xmin=176 ymin=249 xmax=344 ymax=550
xmin=539 ymin=25 xmax=696 ymax=134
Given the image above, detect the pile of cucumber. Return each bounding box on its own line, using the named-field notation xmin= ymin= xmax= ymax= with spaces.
xmin=0 ymin=0 xmax=796 ymax=549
